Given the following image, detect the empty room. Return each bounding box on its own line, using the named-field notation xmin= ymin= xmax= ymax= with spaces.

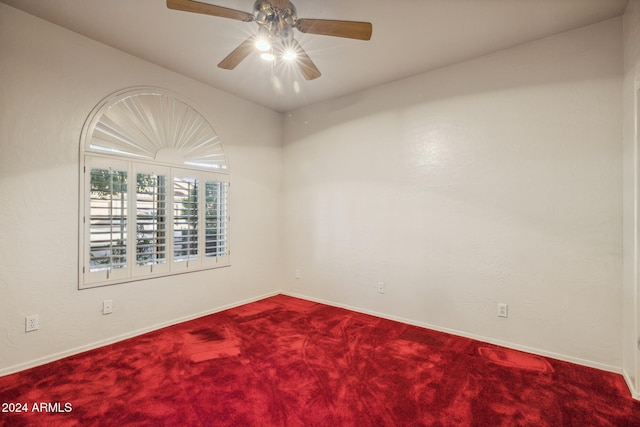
xmin=1 ymin=0 xmax=640 ymax=425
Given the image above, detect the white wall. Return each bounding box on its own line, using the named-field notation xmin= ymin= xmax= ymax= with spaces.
xmin=282 ymin=18 xmax=623 ymax=370
xmin=0 ymin=2 xmax=628 ymax=381
xmin=623 ymin=0 xmax=640 ymax=399
xmin=0 ymin=4 xmax=282 ymax=374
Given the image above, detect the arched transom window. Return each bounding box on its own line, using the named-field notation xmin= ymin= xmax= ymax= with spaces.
xmin=79 ymin=87 xmax=230 ymax=289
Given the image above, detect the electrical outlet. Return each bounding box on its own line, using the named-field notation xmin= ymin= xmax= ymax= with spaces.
xmin=497 ymin=303 xmax=508 ymax=318
xmin=103 ymin=300 xmax=113 ymax=315
xmin=377 ymin=282 xmax=385 ymax=294
xmin=25 ymin=315 xmax=39 ymax=332
xmin=295 ymin=269 xmax=301 ymax=279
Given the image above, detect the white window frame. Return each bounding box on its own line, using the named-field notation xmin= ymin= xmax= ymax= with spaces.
xmin=79 ymin=87 xmax=230 ymax=289
xmin=81 ymin=155 xmax=230 ymax=288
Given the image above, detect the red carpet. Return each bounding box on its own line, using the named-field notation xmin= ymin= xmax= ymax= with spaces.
xmin=0 ymin=294 xmax=638 ymax=426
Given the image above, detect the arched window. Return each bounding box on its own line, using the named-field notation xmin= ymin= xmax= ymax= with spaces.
xmin=79 ymin=87 xmax=230 ymax=289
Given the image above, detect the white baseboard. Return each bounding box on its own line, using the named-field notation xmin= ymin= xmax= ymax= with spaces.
xmin=2 ymin=289 xmax=631 ymax=400
xmin=623 ymin=370 xmax=640 ymax=400
xmin=0 ymin=291 xmax=279 ymax=378
xmin=281 ymin=291 xmax=623 ymax=376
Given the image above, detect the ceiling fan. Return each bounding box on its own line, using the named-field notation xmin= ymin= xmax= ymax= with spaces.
xmin=167 ymin=0 xmax=373 ymax=80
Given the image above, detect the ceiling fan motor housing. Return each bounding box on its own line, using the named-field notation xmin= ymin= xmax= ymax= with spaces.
xmin=253 ymin=0 xmax=297 ymax=43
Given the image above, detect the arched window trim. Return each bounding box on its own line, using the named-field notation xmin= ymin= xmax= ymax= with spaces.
xmin=80 ymin=86 xmax=229 ymax=172
xmin=79 ymin=87 xmax=230 ymax=289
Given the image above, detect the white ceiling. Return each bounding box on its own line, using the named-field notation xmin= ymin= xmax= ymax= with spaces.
xmin=1 ymin=0 xmax=629 ymax=113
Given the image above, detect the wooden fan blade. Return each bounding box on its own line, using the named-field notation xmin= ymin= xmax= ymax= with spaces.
xmin=218 ymin=37 xmax=256 ymax=70
xmin=167 ymin=0 xmax=253 ymax=22
xmin=292 ymin=39 xmax=321 ymax=80
xmin=296 ymin=19 xmax=372 ymax=40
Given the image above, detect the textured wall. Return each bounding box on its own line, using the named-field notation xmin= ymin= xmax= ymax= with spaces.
xmin=0 ymin=2 xmax=627 ymax=380
xmin=282 ymin=19 xmax=623 ymax=370
xmin=0 ymin=4 xmax=282 ymax=374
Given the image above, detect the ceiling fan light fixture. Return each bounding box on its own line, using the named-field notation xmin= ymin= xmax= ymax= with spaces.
xmin=282 ymin=49 xmax=298 ymax=61
xmin=255 ymin=37 xmax=272 ymax=52
xmin=260 ymin=52 xmax=276 ymax=61
xmin=168 ymin=0 xmax=372 ymax=81
xmin=255 ymin=25 xmax=273 ymax=51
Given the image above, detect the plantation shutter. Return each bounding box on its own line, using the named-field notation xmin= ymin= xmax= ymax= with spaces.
xmin=134 ymin=165 xmax=170 ymax=277
xmin=84 ymin=157 xmax=130 ymax=284
xmin=172 ymin=171 xmax=200 ymax=270
xmin=203 ymin=175 xmax=230 ymax=267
